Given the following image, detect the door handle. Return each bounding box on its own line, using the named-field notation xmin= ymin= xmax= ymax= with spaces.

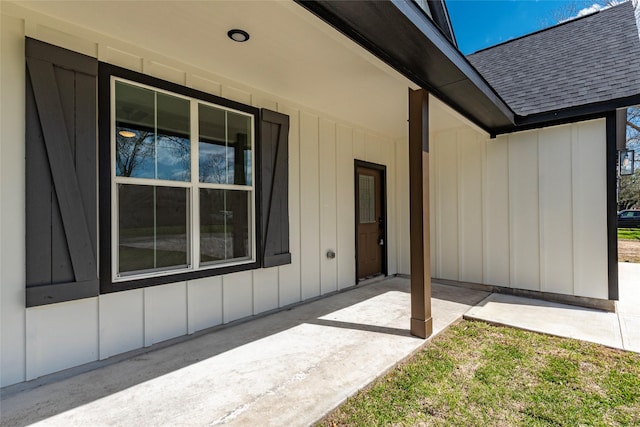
xmin=379 ymin=237 xmax=384 ymax=246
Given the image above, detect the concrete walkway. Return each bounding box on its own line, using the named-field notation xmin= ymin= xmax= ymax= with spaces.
xmin=0 ymin=278 xmax=489 ymax=427
xmin=465 ymin=262 xmax=640 ymax=353
xmin=2 ymin=265 xmax=638 ymax=426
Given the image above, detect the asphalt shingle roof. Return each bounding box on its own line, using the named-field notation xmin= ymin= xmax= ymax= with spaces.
xmin=468 ymin=1 xmax=640 ymax=117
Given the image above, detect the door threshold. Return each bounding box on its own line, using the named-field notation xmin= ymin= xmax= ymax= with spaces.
xmin=357 ymin=274 xmax=386 ymax=286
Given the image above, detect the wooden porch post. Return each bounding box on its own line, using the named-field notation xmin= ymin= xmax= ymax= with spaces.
xmin=408 ymin=88 xmax=433 ymax=339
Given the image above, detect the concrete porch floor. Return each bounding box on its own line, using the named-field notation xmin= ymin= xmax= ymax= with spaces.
xmin=2 ymin=264 xmax=638 ymax=426
xmin=464 ymin=262 xmax=640 ymax=353
xmin=0 ymin=278 xmax=489 ymax=426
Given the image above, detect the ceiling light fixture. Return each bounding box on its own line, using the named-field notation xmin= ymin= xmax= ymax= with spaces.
xmin=118 ymin=130 xmax=136 ymax=138
xmin=227 ymin=29 xmax=250 ymax=43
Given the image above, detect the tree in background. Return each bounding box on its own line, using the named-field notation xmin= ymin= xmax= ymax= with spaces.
xmin=542 ymin=0 xmax=628 ymax=26
xmin=619 ymin=106 xmax=640 ymax=210
xmin=542 ymin=0 xmax=639 ymax=210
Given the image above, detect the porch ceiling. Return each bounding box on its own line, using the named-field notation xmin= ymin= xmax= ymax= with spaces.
xmin=13 ymin=0 xmax=433 ymax=138
xmin=296 ymin=0 xmax=516 ymax=133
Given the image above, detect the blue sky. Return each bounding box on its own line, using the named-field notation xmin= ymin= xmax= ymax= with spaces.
xmin=447 ymin=0 xmax=613 ymax=54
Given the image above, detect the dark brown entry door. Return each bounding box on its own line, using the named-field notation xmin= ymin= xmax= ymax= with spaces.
xmin=356 ymin=166 xmax=384 ymax=279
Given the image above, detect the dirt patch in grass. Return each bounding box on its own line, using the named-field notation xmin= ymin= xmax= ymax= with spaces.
xmin=619 ymin=239 xmax=640 ymax=263
xmin=319 ymin=321 xmax=640 ymax=427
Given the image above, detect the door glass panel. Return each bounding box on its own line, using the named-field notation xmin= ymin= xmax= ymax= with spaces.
xmin=359 ymin=174 xmax=376 ymax=223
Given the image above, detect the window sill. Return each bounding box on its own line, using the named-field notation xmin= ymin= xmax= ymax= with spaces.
xmin=102 ymin=259 xmax=261 ymax=294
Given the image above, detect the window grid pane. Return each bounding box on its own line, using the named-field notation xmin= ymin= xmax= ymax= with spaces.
xmin=198 ymin=104 xmax=252 ymax=186
xmin=199 ymin=188 xmax=251 ymax=264
xmin=117 ymin=184 xmax=189 ymax=276
xmin=115 ymin=81 xmax=190 ymax=182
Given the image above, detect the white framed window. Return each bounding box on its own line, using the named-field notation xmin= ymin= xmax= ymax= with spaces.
xmin=111 ymin=78 xmax=256 ymax=281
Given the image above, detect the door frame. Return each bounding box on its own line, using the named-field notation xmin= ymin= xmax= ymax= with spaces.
xmin=354 ymin=160 xmax=387 ymax=282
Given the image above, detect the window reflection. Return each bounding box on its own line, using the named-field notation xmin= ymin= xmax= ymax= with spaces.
xmin=199 ymin=104 xmax=252 ymax=185
xmin=115 ymin=81 xmax=190 ymax=181
xmin=115 ymin=127 xmax=155 ymax=179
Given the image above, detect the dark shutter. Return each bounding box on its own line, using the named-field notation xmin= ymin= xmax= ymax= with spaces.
xmin=25 ymin=38 xmax=99 ymax=306
xmin=260 ymin=109 xmax=291 ymax=267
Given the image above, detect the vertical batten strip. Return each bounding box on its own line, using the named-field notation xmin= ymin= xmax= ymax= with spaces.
xmin=538 ymin=129 xmax=546 ymax=292
xmin=456 ymin=131 xmax=463 ymax=281
xmin=505 ymin=137 xmax=511 ymax=288
xmin=569 ymin=125 xmax=578 ymax=296
xmin=430 ymin=130 xmax=438 ymax=279
xmin=536 ymin=130 xmax=542 ymax=292
xmin=479 ymin=134 xmax=486 ymax=284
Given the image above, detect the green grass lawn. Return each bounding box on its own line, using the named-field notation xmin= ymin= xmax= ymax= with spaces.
xmin=619 ymin=228 xmax=640 ymax=241
xmin=319 ymin=321 xmax=640 ymax=427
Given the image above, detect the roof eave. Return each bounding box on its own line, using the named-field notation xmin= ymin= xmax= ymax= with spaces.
xmin=492 ymin=94 xmax=640 ymax=136
xmin=295 ymin=0 xmax=515 ymax=133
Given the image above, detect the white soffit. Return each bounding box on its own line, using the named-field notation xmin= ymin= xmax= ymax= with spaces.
xmin=13 ymin=0 xmax=419 ymax=138
xmin=430 ymin=95 xmax=489 ymax=135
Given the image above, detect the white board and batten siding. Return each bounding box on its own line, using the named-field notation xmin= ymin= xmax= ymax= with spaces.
xmin=0 ymin=7 xmax=408 ymax=386
xmin=430 ymin=119 xmax=609 ymax=301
